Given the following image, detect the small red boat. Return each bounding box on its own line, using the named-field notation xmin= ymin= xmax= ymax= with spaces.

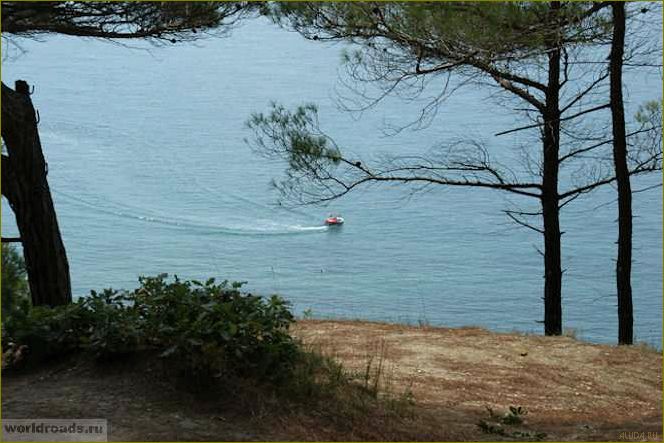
xmin=325 ymin=215 xmax=345 ymax=226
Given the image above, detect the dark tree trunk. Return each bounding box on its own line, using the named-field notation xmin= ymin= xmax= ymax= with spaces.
xmin=609 ymin=2 xmax=633 ymax=345
xmin=1 ymin=81 xmax=72 ymax=306
xmin=541 ymin=1 xmax=563 ymax=336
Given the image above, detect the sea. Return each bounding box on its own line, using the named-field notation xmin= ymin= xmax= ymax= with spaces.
xmin=2 ymin=16 xmax=662 ymax=347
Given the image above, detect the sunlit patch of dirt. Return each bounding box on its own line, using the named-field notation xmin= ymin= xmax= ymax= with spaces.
xmin=294 ymin=320 xmax=662 ymax=441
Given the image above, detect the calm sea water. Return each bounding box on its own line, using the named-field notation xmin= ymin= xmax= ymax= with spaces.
xmin=2 ymin=18 xmax=662 ymax=346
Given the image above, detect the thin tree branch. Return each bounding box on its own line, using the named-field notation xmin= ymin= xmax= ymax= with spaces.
xmin=504 ymin=210 xmax=544 ymax=234
xmin=559 ymin=126 xmax=658 ymax=163
xmin=495 ymin=103 xmax=610 ymax=137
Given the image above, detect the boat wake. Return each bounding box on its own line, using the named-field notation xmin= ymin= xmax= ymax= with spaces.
xmin=191 ymin=176 xmax=318 ymax=222
xmin=54 ymin=190 xmax=328 ymax=237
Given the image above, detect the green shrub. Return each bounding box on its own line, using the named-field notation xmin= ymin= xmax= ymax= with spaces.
xmin=133 ymin=274 xmax=298 ymax=380
xmin=2 ymin=274 xmax=298 ymax=382
xmin=1 ymin=244 xmax=30 ymax=320
xmin=3 ymin=302 xmax=88 ymax=363
xmin=79 ymin=288 xmax=142 ymax=359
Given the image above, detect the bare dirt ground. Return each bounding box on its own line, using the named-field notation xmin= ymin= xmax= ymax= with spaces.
xmin=294 ymin=320 xmax=662 ymax=441
xmin=2 ymin=319 xmax=661 ymax=441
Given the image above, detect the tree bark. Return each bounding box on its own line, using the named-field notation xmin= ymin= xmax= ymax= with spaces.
xmin=609 ymin=2 xmax=633 ymax=345
xmin=541 ymin=1 xmax=563 ymax=336
xmin=1 ymin=81 xmax=72 ymax=306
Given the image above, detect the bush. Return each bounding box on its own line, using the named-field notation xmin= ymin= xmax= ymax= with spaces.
xmin=79 ymin=288 xmax=142 ymax=358
xmin=3 ymin=302 xmax=90 ymax=363
xmin=2 ymin=274 xmax=299 ymax=381
xmin=1 ymin=244 xmax=30 ymax=320
xmin=133 ymin=275 xmax=298 ymax=380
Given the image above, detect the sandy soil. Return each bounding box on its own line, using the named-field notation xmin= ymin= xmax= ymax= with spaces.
xmin=2 ymin=319 xmax=661 ymax=441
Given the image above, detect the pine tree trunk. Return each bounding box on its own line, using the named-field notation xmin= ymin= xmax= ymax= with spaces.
xmin=609 ymin=2 xmax=633 ymax=345
xmin=1 ymin=81 xmax=72 ymax=306
xmin=541 ymin=1 xmax=563 ymax=336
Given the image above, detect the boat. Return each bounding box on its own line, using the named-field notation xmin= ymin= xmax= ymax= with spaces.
xmin=325 ymin=215 xmax=344 ymax=226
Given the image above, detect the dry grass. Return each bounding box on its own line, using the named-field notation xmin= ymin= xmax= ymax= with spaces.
xmin=293 ymin=319 xmax=663 ymax=441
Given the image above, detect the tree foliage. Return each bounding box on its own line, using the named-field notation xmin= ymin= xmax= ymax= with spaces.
xmin=268 ymin=2 xmax=614 ymax=115
xmin=2 ymin=1 xmax=253 ymax=42
xmin=248 ymin=2 xmax=662 ymax=339
xmin=1 ymin=244 xmax=30 ymax=320
xmin=252 ymin=2 xmax=660 ymax=205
